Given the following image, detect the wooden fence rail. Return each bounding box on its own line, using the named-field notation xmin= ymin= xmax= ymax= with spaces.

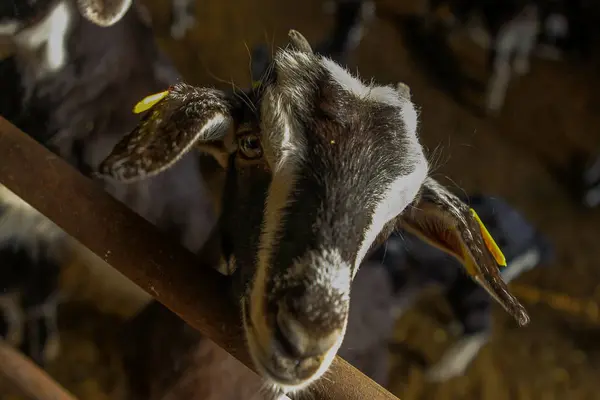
xmin=0 ymin=339 xmax=78 ymax=400
xmin=0 ymin=116 xmax=399 ymax=400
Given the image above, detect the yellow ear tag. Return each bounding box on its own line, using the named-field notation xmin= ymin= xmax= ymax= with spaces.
xmin=252 ymin=80 xmax=262 ymax=89
xmin=470 ymin=208 xmax=507 ymax=267
xmin=133 ymin=90 xmax=170 ymax=114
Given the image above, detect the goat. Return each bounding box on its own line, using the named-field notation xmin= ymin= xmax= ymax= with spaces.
xmin=98 ymin=29 xmax=529 ymax=395
xmin=0 ymin=0 xmax=214 ymax=255
xmin=0 ymin=0 xmax=214 ymax=363
xmin=371 ymin=194 xmax=554 ymax=382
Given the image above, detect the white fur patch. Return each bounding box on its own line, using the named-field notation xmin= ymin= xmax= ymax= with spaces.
xmin=13 ymin=0 xmax=73 ymax=77
xmin=354 ymin=157 xmax=428 ymax=276
xmin=291 ymin=248 xmax=351 ymax=295
xmin=320 ymin=57 xmax=419 ymax=136
xmin=249 ymin=152 xmax=301 ymax=336
xmin=318 ymin=57 xmax=427 ymax=275
xmin=320 ymin=57 xmax=401 ymax=107
xmin=250 ymin=88 xmax=308 ymax=326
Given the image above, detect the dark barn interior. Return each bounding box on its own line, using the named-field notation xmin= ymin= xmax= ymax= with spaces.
xmin=2 ymin=0 xmax=600 ymax=399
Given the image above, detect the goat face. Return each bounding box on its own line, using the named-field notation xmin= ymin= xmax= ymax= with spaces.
xmin=98 ymin=30 xmax=528 ymax=394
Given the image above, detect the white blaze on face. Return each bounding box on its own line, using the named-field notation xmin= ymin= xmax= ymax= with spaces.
xmin=353 ymin=164 xmax=428 ymax=276
xmin=13 ymin=0 xmax=73 ymax=78
xmin=249 ymin=85 xmax=308 ymax=342
xmin=319 ymin=56 xmax=428 ymax=275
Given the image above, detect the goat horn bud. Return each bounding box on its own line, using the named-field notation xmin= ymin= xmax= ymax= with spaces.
xmin=288 ymin=30 xmax=313 ymax=54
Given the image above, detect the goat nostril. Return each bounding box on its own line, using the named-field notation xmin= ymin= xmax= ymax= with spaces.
xmin=274 ymin=304 xmax=341 ymax=361
xmin=274 ymin=315 xmax=303 ymax=359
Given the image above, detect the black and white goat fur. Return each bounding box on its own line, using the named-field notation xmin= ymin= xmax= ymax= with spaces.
xmin=0 ymin=0 xmax=214 ymax=254
xmin=99 ymin=30 xmax=529 ymax=395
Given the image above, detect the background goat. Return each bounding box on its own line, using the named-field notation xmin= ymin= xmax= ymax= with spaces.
xmin=424 ymin=0 xmax=541 ymax=114
xmin=320 ymin=0 xmax=590 ymax=114
xmin=0 ymin=0 xmax=214 ymax=255
xmin=0 ymin=0 xmax=216 ymax=363
xmin=423 ymin=0 xmax=595 ymax=113
xmin=99 ymin=29 xmax=529 ymax=396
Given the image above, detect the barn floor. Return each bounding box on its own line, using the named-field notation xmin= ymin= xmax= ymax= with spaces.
xmin=3 ymin=0 xmax=600 ymax=399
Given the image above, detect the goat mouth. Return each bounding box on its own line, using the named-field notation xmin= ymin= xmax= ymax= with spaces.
xmin=241 ymin=298 xmax=321 ymax=391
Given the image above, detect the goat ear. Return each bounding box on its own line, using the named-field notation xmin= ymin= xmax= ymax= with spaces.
xmin=76 ymin=0 xmax=132 ymax=27
xmin=99 ymin=83 xmax=238 ymax=183
xmin=398 ymin=178 xmax=530 ymax=327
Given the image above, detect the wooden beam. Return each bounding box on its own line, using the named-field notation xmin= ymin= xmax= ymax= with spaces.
xmin=0 ymin=339 xmax=78 ymax=400
xmin=0 ymin=116 xmax=399 ymax=400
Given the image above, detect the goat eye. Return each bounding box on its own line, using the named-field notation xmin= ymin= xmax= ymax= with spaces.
xmin=238 ymin=134 xmax=263 ymax=160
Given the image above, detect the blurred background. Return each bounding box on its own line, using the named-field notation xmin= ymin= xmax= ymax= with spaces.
xmin=2 ymin=0 xmax=600 ymax=399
